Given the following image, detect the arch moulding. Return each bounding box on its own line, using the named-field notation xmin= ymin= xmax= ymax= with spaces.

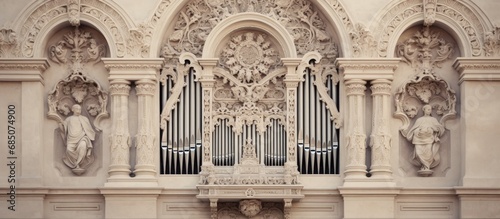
xmin=149 ymin=0 xmax=355 ymax=58
xmin=12 ymin=0 xmax=134 ymax=58
xmin=201 ymin=13 xmax=297 ymax=59
xmin=371 ymin=0 xmax=493 ymax=58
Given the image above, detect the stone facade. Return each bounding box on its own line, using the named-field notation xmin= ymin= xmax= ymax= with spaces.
xmin=1 ymin=0 xmax=500 ymax=218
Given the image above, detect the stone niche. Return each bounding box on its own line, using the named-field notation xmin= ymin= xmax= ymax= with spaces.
xmin=394 ymin=25 xmax=459 ymax=177
xmin=45 ymin=25 xmax=109 ymax=176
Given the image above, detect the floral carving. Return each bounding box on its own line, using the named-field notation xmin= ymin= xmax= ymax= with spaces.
xmin=397 ymin=26 xmax=454 ymax=73
xmin=221 ymin=32 xmax=279 ymax=83
xmin=484 ymin=26 xmax=500 ymax=57
xmin=161 ymin=0 xmax=338 ymax=61
xmin=349 ymin=23 xmax=377 ymax=58
xmin=0 ymin=29 xmax=19 ymax=58
xmin=48 ymin=27 xmax=106 ymax=74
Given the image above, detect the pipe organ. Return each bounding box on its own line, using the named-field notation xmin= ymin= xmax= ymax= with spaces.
xmin=159 ymin=32 xmax=340 ymax=176
xmin=160 ymin=65 xmax=203 ymax=174
xmin=297 ymin=69 xmax=339 ymax=174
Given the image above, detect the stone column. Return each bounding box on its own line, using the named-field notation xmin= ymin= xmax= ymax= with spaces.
xmin=282 ymin=58 xmax=302 ymax=184
xmin=344 ymin=79 xmax=367 ymax=179
xmin=369 ymin=79 xmax=393 ymax=179
xmin=134 ymin=79 xmax=157 ymax=181
xmin=198 ymin=58 xmax=218 ymax=179
xmin=107 ymin=79 xmax=131 ymax=180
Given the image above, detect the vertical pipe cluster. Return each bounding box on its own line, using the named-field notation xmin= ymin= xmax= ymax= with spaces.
xmin=212 ymin=118 xmax=235 ymax=166
xmin=264 ymin=119 xmax=287 ymax=166
xmin=160 ymin=70 xmax=203 ymax=174
xmin=297 ymin=70 xmax=339 ymax=174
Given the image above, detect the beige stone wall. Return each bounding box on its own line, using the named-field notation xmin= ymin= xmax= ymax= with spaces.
xmin=1 ymin=0 xmax=500 ymax=218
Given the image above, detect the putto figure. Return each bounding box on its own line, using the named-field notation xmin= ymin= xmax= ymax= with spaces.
xmin=406 ymin=105 xmax=444 ymax=176
xmin=59 ymin=104 xmax=96 ymax=175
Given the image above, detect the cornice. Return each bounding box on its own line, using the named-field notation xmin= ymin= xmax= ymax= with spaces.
xmin=102 ymin=58 xmax=164 ymax=70
xmin=102 ymin=58 xmax=164 ymax=81
xmin=0 ymin=59 xmax=49 ymax=71
xmin=453 ymin=58 xmax=500 ymax=83
xmin=0 ymin=58 xmax=49 ymax=83
xmin=335 ymin=58 xmax=401 ymax=81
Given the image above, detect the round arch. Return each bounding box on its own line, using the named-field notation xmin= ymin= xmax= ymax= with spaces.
xmin=13 ymin=0 xmax=134 ymax=58
xmin=371 ymin=0 xmax=493 ymax=58
xmin=149 ymin=0 xmax=355 ymax=58
xmin=201 ymin=13 xmax=297 ymax=58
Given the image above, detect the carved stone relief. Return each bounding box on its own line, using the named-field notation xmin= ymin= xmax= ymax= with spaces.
xmin=395 ymin=26 xmax=457 ymax=176
xmin=19 ymin=0 xmax=127 ymax=58
xmin=47 ymin=26 xmax=108 ymax=176
xmin=217 ymin=201 xmax=284 ymax=219
xmin=0 ymin=29 xmax=19 ymax=57
xmin=160 ymin=0 xmax=338 ymax=61
xmin=484 ymin=26 xmax=500 ymax=57
xmin=376 ymin=0 xmax=485 ymax=57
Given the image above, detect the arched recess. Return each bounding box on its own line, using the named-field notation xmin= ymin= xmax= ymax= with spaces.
xmin=202 ymin=13 xmax=297 ymax=59
xmin=371 ymin=0 xmax=493 ymax=58
xmin=12 ymin=0 xmax=134 ymax=58
xmin=149 ymin=0 xmax=354 ymax=58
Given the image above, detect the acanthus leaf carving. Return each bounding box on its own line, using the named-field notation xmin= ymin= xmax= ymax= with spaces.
xmin=48 ymin=26 xmax=106 ymax=74
xmin=0 ymin=29 xmax=19 ymax=58
xmin=349 ymin=23 xmax=377 ymax=58
xmin=397 ymin=26 xmax=454 ymax=74
xmin=484 ymin=26 xmax=500 ymax=57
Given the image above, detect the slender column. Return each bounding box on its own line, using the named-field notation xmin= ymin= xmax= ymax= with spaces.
xmin=344 ymin=79 xmax=367 ymax=179
xmin=282 ymin=58 xmax=302 ymax=184
xmin=108 ymin=79 xmax=131 ymax=179
xmin=198 ymin=58 xmax=218 ymax=183
xmin=369 ymin=79 xmax=393 ymax=178
xmin=134 ymin=79 xmax=157 ymax=179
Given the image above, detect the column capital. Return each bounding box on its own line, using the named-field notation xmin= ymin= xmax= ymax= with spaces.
xmin=370 ymin=79 xmax=392 ymax=95
xmin=345 ymin=79 xmax=366 ymax=96
xmin=103 ymin=58 xmax=164 ymax=81
xmin=136 ymin=79 xmax=156 ymax=96
xmin=109 ymin=79 xmax=131 ymax=96
xmin=335 ymin=58 xmax=400 ymax=81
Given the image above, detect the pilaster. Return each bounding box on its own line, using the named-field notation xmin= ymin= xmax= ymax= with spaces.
xmin=198 ymin=58 xmax=217 ymax=170
xmin=453 ymin=58 xmax=500 ymax=188
xmin=0 ymin=59 xmax=49 ymax=187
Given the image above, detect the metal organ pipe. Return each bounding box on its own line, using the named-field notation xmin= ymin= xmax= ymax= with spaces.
xmin=160 ymin=70 xmax=203 ymax=174
xmin=297 ymin=69 xmax=339 ymax=174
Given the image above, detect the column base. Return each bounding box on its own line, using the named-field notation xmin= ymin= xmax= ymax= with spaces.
xmin=101 ymin=187 xmax=162 ymax=219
